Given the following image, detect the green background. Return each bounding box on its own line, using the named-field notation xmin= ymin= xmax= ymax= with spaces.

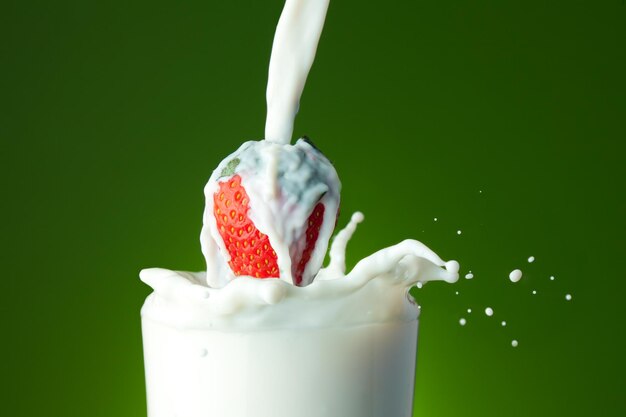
xmin=2 ymin=0 xmax=625 ymax=416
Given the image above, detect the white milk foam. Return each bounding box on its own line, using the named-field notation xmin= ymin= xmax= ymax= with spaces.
xmin=143 ymin=214 xmax=459 ymax=331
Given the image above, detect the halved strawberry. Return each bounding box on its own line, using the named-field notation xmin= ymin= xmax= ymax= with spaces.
xmin=203 ymin=138 xmax=340 ymax=287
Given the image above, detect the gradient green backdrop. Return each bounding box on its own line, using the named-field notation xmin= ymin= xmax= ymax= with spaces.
xmin=2 ymin=0 xmax=625 ymax=416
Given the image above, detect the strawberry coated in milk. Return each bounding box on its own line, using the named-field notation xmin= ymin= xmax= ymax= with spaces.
xmin=201 ymin=138 xmax=340 ymax=288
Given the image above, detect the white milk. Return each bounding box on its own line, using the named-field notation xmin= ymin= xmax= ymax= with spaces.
xmin=265 ymin=0 xmax=330 ymax=143
xmin=142 ymin=320 xmax=417 ymax=417
xmin=142 ymin=215 xmax=459 ymax=417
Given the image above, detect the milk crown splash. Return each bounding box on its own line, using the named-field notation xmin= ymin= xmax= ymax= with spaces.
xmin=143 ymin=214 xmax=460 ymax=330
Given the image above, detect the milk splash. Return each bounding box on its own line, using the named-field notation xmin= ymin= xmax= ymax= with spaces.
xmin=142 ymin=212 xmax=459 ymax=330
xmin=142 ymin=0 xmax=459 ymax=329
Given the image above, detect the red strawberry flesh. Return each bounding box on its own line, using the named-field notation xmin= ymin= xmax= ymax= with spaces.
xmin=293 ymin=202 xmax=325 ymax=286
xmin=213 ymin=175 xmax=279 ymax=278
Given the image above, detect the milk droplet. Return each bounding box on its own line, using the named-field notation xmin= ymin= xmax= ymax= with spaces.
xmin=565 ymin=294 xmax=572 ymax=301
xmin=467 ymin=308 xmax=472 ymax=313
xmin=485 ymin=307 xmax=494 ymax=316
xmin=501 ymin=321 xmax=507 ymax=326
xmin=509 ymin=269 xmax=522 ymax=283
xmin=459 ymin=318 xmax=467 ymax=326
xmin=528 ymin=256 xmax=535 ymax=263
xmin=465 ymin=272 xmax=474 ymax=279
xmin=416 ymin=281 xmax=423 ymax=289
xmin=434 ymin=217 xmax=438 ymax=222
xmin=511 ymin=340 xmax=519 ymax=347
xmin=200 ymin=348 xmax=208 ymax=357
xmin=550 ymin=275 xmax=555 ymax=281
xmin=455 ymin=291 xmax=459 ymax=295
xmin=457 ymin=230 xmax=462 ymax=235
xmin=479 ymin=190 xmax=483 ymax=194
xmin=532 ymin=290 xmax=537 ymax=295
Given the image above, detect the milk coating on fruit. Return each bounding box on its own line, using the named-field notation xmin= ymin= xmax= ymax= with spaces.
xmin=200 ymin=139 xmax=340 ymax=288
xmin=265 ymin=0 xmax=331 ymax=143
xmin=145 ymin=215 xmax=459 ymax=331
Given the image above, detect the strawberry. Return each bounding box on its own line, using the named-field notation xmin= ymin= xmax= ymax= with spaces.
xmin=213 ymin=174 xmax=328 ymax=284
xmin=293 ymin=202 xmax=325 ymax=285
xmin=203 ymin=138 xmax=340 ymax=287
xmin=213 ymin=174 xmax=279 ymax=278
